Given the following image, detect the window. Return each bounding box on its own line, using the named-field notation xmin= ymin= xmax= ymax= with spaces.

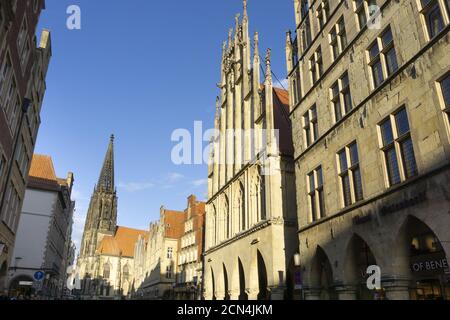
xmin=354 ymin=0 xmax=378 ymax=30
xmin=5 ymin=79 xmax=19 ymax=131
xmin=167 ymin=247 xmax=173 ymax=259
xmin=0 ymin=154 xmax=6 ymax=187
xmin=17 ymin=18 xmax=27 ymax=52
xmin=303 ymin=104 xmax=318 ymax=147
xmin=0 ymin=5 xmax=4 ymax=36
xmin=8 ymin=95 xmax=20 ymax=133
xmin=317 ymin=1 xmax=330 ymax=30
xmin=419 ymin=0 xmax=448 ymax=40
xmin=338 ymin=18 xmax=348 ymax=50
xmin=2 ymin=183 xmax=21 ymax=232
xmin=291 ymin=68 xmax=302 ymax=106
xmin=33 ymin=0 xmax=39 ymax=13
xmin=367 ymin=27 xmax=399 ymax=89
xmin=381 ymin=28 xmax=399 ymax=76
xmin=331 ymin=72 xmax=353 ymax=122
xmin=0 ymin=54 xmax=12 ymax=99
xmin=166 ymin=265 xmax=173 ymax=279
xmin=438 ymin=73 xmax=450 ymax=124
xmin=337 ymin=142 xmax=364 ymax=207
xmin=300 ymin=0 xmax=310 ymax=20
xmin=330 ymin=17 xmax=348 ymax=60
xmin=308 ymin=167 xmax=325 ymax=222
xmin=103 ymin=264 xmax=110 ymax=279
xmin=355 ymin=0 xmax=368 ymax=29
xmin=20 ymin=40 xmax=30 ymax=67
xmin=16 ymin=137 xmax=29 ymax=176
xmin=379 ymin=107 xmax=418 ymax=187
xmin=310 ymin=47 xmax=323 ymax=84
xmin=123 ymin=265 xmax=129 ymax=282
xmin=302 ymin=17 xmax=312 ymax=51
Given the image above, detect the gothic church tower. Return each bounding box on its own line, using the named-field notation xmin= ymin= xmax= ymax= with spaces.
xmin=79 ymin=135 xmax=118 ymax=266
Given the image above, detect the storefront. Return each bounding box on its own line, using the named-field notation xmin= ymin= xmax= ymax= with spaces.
xmin=409 ymin=229 xmax=450 ymax=300
xmin=8 ymin=275 xmax=36 ymax=298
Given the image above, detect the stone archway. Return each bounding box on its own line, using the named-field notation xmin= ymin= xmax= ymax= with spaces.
xmin=223 ymin=264 xmax=230 ymax=300
xmin=211 ymin=267 xmax=217 ymax=300
xmin=238 ymin=258 xmax=248 ymax=300
xmin=310 ymin=246 xmax=336 ymax=300
xmin=344 ymin=234 xmax=377 ymax=300
xmin=396 ymin=215 xmax=450 ymax=300
xmin=9 ymin=275 xmax=35 ymax=297
xmin=256 ymin=250 xmax=269 ymax=300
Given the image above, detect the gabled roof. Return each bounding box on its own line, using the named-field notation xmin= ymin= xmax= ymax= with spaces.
xmin=97 ymin=226 xmax=148 ymax=258
xmin=27 ymin=154 xmax=61 ymax=191
xmin=29 ymin=154 xmax=57 ymax=181
xmin=272 ymin=87 xmax=294 ymax=156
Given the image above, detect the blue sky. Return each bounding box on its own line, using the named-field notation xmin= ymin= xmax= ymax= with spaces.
xmin=35 ymin=0 xmax=294 ymax=250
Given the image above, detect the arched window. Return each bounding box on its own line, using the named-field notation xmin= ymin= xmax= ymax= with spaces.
xmin=103 ymin=263 xmax=110 ymax=280
xmin=239 ymin=183 xmax=246 ymax=231
xmin=300 ymin=0 xmax=309 ymax=19
xmin=224 ymin=196 xmax=230 ymax=239
xmin=123 ymin=265 xmax=129 ymax=282
xmin=212 ymin=204 xmax=217 ymax=246
xmin=259 ymin=175 xmax=266 ymax=221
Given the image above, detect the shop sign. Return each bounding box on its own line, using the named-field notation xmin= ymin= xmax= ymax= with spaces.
xmin=352 ymin=211 xmax=372 ymax=225
xmin=380 ymin=191 xmax=427 ymax=216
xmin=411 ymin=252 xmax=448 ymax=276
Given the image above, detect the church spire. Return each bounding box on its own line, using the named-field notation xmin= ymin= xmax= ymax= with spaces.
xmin=97 ymin=134 xmax=115 ymax=193
xmin=243 ymin=0 xmax=248 ymax=19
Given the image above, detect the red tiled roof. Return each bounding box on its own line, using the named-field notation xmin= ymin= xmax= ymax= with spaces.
xmin=27 ymin=154 xmax=61 ymax=191
xmin=29 ymin=154 xmax=57 ymax=181
xmin=97 ymin=226 xmax=148 ymax=258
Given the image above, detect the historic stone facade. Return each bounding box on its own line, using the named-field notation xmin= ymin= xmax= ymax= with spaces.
xmin=174 ymin=195 xmax=205 ymax=300
xmin=286 ymin=0 xmax=450 ymax=300
xmin=77 ymin=136 xmax=148 ymax=300
xmin=203 ymin=1 xmax=298 ymax=301
xmin=133 ymin=207 xmax=185 ymax=300
xmin=0 ymin=0 xmax=51 ymax=294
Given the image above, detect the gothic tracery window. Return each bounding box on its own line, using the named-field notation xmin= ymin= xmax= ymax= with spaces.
xmin=103 ymin=263 xmax=110 ymax=280
xmin=239 ymin=183 xmax=246 ymax=231
xmin=123 ymin=265 xmax=129 ymax=282
xmin=224 ymin=196 xmax=230 ymax=239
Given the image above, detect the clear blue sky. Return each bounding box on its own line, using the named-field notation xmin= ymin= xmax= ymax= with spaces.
xmin=35 ymin=0 xmax=294 ymax=250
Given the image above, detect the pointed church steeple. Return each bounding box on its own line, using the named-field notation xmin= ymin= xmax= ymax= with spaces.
xmin=79 ymin=135 xmax=118 ymax=259
xmin=97 ymin=134 xmax=115 ymax=193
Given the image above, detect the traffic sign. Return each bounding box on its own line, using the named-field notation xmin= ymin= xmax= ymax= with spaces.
xmin=34 ymin=271 xmax=45 ymax=281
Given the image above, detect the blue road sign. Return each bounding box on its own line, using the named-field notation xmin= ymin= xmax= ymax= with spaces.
xmin=34 ymin=271 xmax=45 ymax=281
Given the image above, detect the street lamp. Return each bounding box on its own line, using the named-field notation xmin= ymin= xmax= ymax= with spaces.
xmin=294 ymin=253 xmax=301 ymax=267
xmin=293 ymin=253 xmax=303 ymax=300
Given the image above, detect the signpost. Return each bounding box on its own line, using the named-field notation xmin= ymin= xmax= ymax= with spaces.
xmin=294 ymin=271 xmax=303 ymax=290
xmin=34 ymin=271 xmax=45 ymax=281
xmin=33 ymin=271 xmax=45 ymax=292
